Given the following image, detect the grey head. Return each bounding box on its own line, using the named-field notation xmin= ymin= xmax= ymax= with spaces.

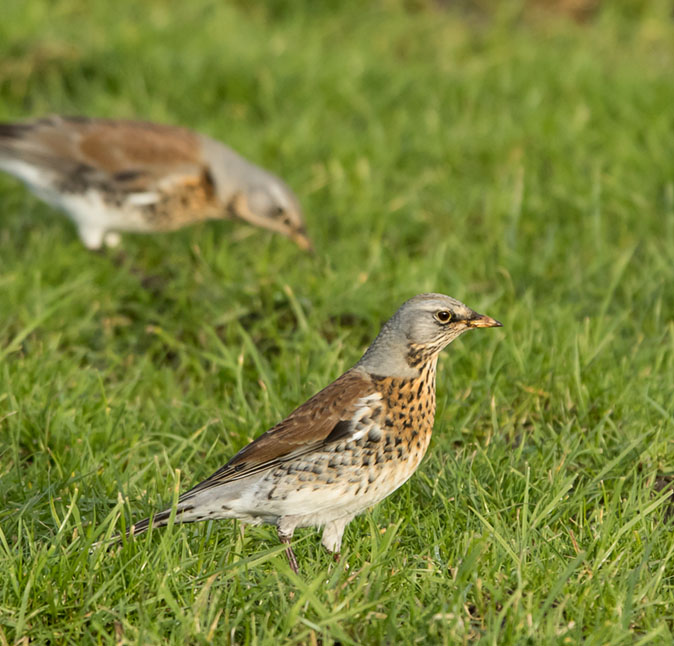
xmin=356 ymin=293 xmax=502 ymax=378
xmin=199 ymin=135 xmax=311 ymax=250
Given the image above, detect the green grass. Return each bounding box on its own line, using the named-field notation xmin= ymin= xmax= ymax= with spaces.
xmin=1 ymin=1 xmax=674 ymax=643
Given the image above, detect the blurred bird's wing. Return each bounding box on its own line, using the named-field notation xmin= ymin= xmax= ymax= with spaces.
xmin=0 ymin=116 xmax=216 ymax=202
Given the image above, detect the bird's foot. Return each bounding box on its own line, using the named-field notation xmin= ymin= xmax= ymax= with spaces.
xmin=104 ymin=231 xmax=122 ymax=248
xmin=278 ymin=532 xmax=299 ymax=574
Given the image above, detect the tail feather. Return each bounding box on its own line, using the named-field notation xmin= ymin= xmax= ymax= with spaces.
xmin=0 ymin=122 xmax=55 ymax=178
xmin=126 ymin=512 xmax=164 ymax=536
xmin=0 ymin=117 xmax=66 ymax=143
xmin=127 ymin=503 xmax=197 ymax=537
xmin=0 ymin=123 xmax=31 ymax=160
xmin=0 ymin=122 xmax=33 ymax=142
xmin=0 ymin=119 xmax=72 ymax=170
xmin=93 ymin=508 xmax=176 ymax=550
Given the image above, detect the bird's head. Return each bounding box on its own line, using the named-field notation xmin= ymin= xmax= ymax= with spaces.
xmin=230 ymin=178 xmax=312 ymax=251
xmin=358 ymin=293 xmax=502 ymax=377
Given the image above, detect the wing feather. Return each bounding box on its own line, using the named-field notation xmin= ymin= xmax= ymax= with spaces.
xmin=180 ymin=369 xmax=376 ymax=498
xmin=0 ymin=116 xmax=208 ymax=196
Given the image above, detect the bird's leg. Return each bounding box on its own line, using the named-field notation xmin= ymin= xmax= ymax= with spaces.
xmin=77 ymin=224 xmax=106 ymax=250
xmin=104 ymin=231 xmax=122 ymax=248
xmin=321 ymin=515 xmax=353 ymax=566
xmin=277 ymin=528 xmax=299 ymax=574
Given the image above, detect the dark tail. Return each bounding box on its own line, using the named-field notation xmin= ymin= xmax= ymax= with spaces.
xmin=0 ymin=122 xmax=45 ymax=165
xmin=126 ymin=513 xmax=163 ymax=536
xmin=93 ymin=510 xmax=178 ymax=550
xmin=126 ymin=502 xmax=197 ymax=537
xmin=92 ymin=503 xmax=199 ymax=551
xmin=127 ymin=509 xmax=171 ymax=537
xmin=0 ymin=122 xmax=33 ymax=143
xmin=0 ymin=116 xmax=67 ymax=141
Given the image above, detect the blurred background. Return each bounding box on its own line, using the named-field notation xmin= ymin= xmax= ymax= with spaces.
xmin=1 ymin=1 xmax=672 ymax=306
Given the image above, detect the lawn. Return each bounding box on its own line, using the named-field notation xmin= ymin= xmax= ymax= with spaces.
xmin=1 ymin=1 xmax=674 ymax=644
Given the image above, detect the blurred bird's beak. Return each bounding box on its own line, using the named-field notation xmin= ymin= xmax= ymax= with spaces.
xmin=291 ymin=228 xmax=314 ymax=253
xmin=467 ymin=313 xmax=503 ymax=328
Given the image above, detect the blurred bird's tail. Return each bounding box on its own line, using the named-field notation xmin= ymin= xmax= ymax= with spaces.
xmin=0 ymin=120 xmax=62 ymax=187
xmin=0 ymin=122 xmax=35 ymax=156
xmin=0 ymin=122 xmax=30 ymax=142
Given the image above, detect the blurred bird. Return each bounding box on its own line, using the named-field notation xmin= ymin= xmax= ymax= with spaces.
xmin=124 ymin=293 xmax=501 ymax=572
xmin=0 ymin=116 xmax=311 ymax=250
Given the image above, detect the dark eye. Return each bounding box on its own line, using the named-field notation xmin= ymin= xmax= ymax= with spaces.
xmin=435 ymin=310 xmax=452 ymax=323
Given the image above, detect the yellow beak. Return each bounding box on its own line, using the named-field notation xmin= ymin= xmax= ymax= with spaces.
xmin=466 ymin=314 xmax=503 ymax=328
xmin=290 ymin=228 xmax=314 ymax=253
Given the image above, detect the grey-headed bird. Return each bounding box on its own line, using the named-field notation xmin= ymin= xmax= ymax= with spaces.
xmin=123 ymin=294 xmax=501 ymax=572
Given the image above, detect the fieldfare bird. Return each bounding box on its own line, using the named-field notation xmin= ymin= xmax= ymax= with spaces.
xmin=125 ymin=293 xmax=501 ymax=572
xmin=0 ymin=116 xmax=310 ymax=250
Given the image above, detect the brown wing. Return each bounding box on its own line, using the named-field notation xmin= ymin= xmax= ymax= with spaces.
xmin=73 ymin=117 xmax=201 ymax=173
xmin=181 ymin=369 xmax=375 ymax=497
xmin=0 ymin=116 xmax=199 ymax=169
xmin=0 ymin=116 xmax=208 ymax=193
